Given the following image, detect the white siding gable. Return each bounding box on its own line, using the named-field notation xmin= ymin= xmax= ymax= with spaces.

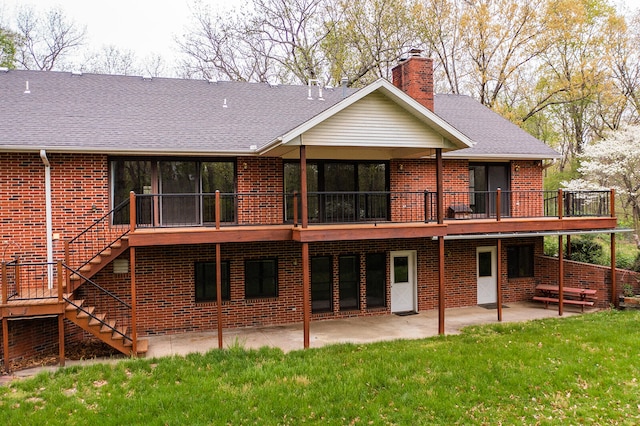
xmin=301 ymin=91 xmax=458 ymax=150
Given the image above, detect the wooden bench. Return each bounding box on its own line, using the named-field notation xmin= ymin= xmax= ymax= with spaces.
xmin=533 ymin=285 xmax=597 ymax=312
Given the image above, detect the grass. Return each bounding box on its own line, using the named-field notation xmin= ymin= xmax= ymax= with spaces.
xmin=2 ymin=310 xmax=640 ymax=424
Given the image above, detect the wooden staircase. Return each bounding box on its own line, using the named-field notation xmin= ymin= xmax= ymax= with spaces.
xmin=64 ymin=228 xmax=147 ymax=357
xmin=68 ymin=236 xmax=129 ymax=292
xmin=64 ymin=294 xmax=148 ymax=357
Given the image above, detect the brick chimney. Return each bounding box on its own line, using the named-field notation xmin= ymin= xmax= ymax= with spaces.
xmin=392 ymin=49 xmax=434 ymax=112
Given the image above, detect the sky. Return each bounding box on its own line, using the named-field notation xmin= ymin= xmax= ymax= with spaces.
xmin=1 ymin=0 xmax=640 ymax=69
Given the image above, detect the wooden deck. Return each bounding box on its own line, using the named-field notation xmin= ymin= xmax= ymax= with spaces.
xmin=126 ymin=216 xmax=618 ymax=246
xmin=0 ymin=288 xmax=65 ymax=318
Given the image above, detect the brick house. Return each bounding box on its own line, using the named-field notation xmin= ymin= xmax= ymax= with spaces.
xmin=0 ymin=53 xmax=621 ymax=370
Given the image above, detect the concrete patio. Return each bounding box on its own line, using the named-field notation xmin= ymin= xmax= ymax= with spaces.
xmin=7 ymin=301 xmax=592 ymax=381
xmin=145 ymin=301 xmax=589 ymax=357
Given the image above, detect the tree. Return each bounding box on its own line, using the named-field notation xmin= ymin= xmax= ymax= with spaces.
xmin=81 ymin=45 xmax=139 ymax=75
xmin=14 ymin=6 xmax=86 ymax=71
xmin=0 ymin=27 xmax=16 ymax=68
xmin=322 ymin=0 xmax=414 ymax=87
xmin=564 ymin=125 xmax=640 ymax=231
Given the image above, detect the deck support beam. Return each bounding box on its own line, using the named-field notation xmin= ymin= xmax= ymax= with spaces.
xmin=130 ymin=247 xmax=138 ymax=355
xmin=497 ymin=239 xmax=503 ymax=322
xmin=302 ymin=242 xmax=310 ymax=348
xmin=558 ymin=234 xmax=564 ymax=316
xmin=611 ymin=232 xmax=617 ymax=307
xmin=436 ymin=148 xmax=445 ymax=334
xmin=216 ymin=243 xmax=223 ymax=349
xmin=2 ymin=317 xmax=8 ymax=373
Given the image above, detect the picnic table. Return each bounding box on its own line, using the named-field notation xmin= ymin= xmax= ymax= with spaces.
xmin=532 ymin=284 xmax=597 ymax=312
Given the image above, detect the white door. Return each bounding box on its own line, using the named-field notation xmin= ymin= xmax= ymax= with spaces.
xmin=476 ymin=246 xmax=497 ymax=304
xmin=390 ymin=250 xmax=417 ymax=313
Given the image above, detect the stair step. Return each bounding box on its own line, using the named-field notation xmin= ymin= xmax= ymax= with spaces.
xmin=89 ymin=257 xmax=102 ymax=265
xmin=65 ymin=300 xmax=84 ymax=311
xmin=79 ymin=264 xmax=92 ymax=273
xmin=110 ymin=241 xmax=122 ymax=249
xmin=88 ymin=313 xmax=106 ymax=327
xmin=123 ymin=339 xmax=149 ymax=354
xmin=100 ymin=320 xmax=116 ymax=334
xmin=70 ymin=273 xmax=81 ymax=281
xmin=100 ymin=248 xmax=112 ymax=257
xmin=112 ymin=326 xmax=128 ymax=340
xmin=76 ymin=306 xmax=95 ymax=319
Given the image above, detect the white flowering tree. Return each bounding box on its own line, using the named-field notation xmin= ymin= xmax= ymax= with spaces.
xmin=564 ymin=125 xmax=640 ymax=231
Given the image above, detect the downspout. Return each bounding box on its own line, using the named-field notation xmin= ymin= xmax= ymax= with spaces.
xmin=39 ymin=149 xmax=54 ymax=289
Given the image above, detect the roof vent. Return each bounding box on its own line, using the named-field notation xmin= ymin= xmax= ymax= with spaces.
xmin=24 ymin=81 xmax=30 ymax=94
xmin=71 ymin=70 xmax=83 ymax=76
xmin=207 ymin=78 xmax=217 ymax=84
xmin=341 ymin=77 xmax=349 ymax=98
xmin=307 ymin=79 xmax=324 ymax=101
xmin=0 ymin=67 xmax=8 ymax=73
xmin=142 ymin=75 xmax=153 ymax=81
xmin=223 ymin=98 xmax=228 ymax=108
xmin=250 ymin=145 xmax=258 ymax=151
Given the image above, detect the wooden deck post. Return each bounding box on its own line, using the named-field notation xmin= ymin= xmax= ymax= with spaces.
xmin=216 ymin=243 xmax=223 ymax=349
xmin=58 ymin=314 xmax=65 ymax=368
xmin=2 ymin=317 xmax=8 ymax=374
xmin=558 ymin=234 xmax=564 ymax=316
xmin=215 ymin=191 xmax=221 ymax=230
xmin=611 ymin=232 xmax=617 ymax=306
xmin=302 ymin=242 xmax=310 ymax=348
xmin=610 ymin=189 xmax=617 ymax=306
xmin=130 ymin=247 xmax=138 ymax=355
xmin=557 ymin=189 xmax=563 ymax=219
xmin=436 ymin=148 xmax=445 ymax=334
xmin=300 ymin=146 xmax=308 ymax=229
xmin=497 ymin=239 xmax=503 ymax=322
xmin=1 ymin=262 xmax=7 ymax=305
xmin=436 ymin=149 xmax=444 ymax=225
xmin=129 ymin=191 xmax=138 ymax=233
xmin=438 ymin=236 xmax=445 ymax=334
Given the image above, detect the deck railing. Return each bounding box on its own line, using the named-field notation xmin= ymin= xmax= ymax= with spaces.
xmin=129 ymin=189 xmax=613 ymax=229
xmin=1 ymin=261 xmax=64 ymax=304
xmin=62 ymin=265 xmax=132 ymax=343
xmin=65 ymin=199 xmax=131 ymax=273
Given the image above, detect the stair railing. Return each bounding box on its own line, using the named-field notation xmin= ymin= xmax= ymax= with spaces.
xmin=62 ymin=265 xmax=132 ymax=344
xmin=65 ymin=199 xmax=131 ymax=276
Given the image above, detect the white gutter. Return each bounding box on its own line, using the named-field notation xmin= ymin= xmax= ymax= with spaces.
xmin=39 ymin=149 xmax=54 ymax=289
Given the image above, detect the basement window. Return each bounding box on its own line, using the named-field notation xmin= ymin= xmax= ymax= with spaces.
xmin=244 ymin=259 xmax=278 ymax=298
xmin=195 ymin=261 xmax=230 ymax=302
xmin=507 ymin=245 xmax=534 ymax=278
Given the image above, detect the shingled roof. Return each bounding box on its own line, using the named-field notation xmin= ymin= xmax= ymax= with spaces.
xmin=0 ymin=69 xmax=557 ymax=159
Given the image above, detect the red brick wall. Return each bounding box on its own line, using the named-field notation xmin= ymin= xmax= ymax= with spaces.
xmin=0 ymin=152 xmax=109 ymax=262
xmin=75 ymin=237 xmax=545 ymax=336
xmin=392 ymin=56 xmax=434 ymax=111
xmin=0 ymin=317 xmax=59 ymax=371
xmin=511 ymin=160 xmax=545 ymax=217
xmin=236 ymin=157 xmax=284 ymax=225
xmin=537 ymin=256 xmax=639 ymax=308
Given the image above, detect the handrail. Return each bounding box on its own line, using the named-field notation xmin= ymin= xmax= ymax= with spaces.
xmin=129 ymin=189 xmax=613 ymax=228
xmin=62 ymin=264 xmax=132 ymax=342
xmin=65 ymin=199 xmax=131 ymax=273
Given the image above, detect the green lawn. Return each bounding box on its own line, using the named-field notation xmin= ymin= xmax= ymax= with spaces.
xmin=2 ymin=310 xmax=640 ymax=425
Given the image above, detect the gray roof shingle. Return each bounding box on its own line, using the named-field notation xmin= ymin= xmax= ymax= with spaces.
xmin=0 ymin=70 xmax=557 ymax=159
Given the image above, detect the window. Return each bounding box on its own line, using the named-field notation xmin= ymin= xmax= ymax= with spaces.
xmin=110 ymin=158 xmax=235 ymax=226
xmin=478 ymin=251 xmax=492 ymax=277
xmin=507 ymin=245 xmax=534 ymax=278
xmin=339 ymin=255 xmax=359 ymax=311
xmin=366 ymin=253 xmax=386 ymax=308
xmin=284 ymin=161 xmax=388 ymax=222
xmin=245 ymin=259 xmax=278 ymax=298
xmin=311 ymin=256 xmax=332 ymax=313
xmin=195 ymin=262 xmax=230 ymax=302
xmin=469 ymin=163 xmax=509 ymax=217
